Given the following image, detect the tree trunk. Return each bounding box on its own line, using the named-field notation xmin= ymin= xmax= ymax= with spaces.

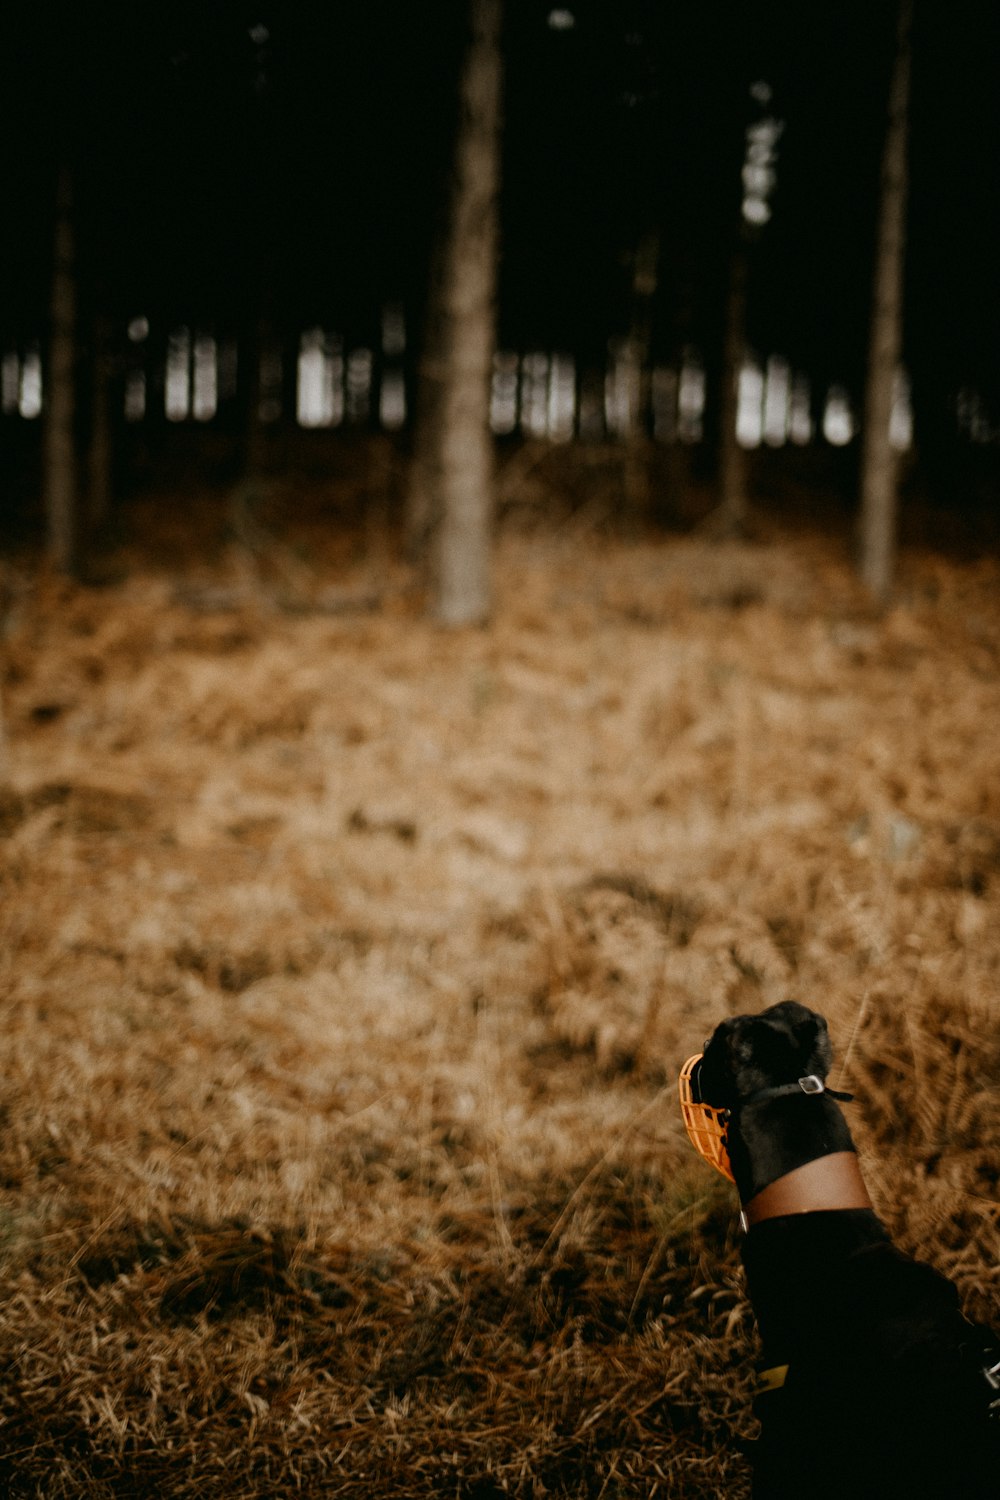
xmin=88 ymin=312 xmax=114 ymax=534
xmin=423 ymin=0 xmax=503 ymax=627
xmin=43 ymin=166 xmax=79 ymax=574
xmin=621 ymin=230 xmax=659 ymax=530
xmin=859 ymin=0 xmax=912 ymax=603
xmin=705 ymin=84 xmax=784 ymax=537
xmin=717 ymin=243 xmax=749 ymax=533
xmin=240 ymin=315 xmax=270 ymax=482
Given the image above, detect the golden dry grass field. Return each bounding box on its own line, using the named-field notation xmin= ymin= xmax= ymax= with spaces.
xmin=1 ymin=492 xmax=999 ymax=1496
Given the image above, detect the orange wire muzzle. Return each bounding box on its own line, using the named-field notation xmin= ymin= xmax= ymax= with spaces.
xmin=678 ymin=1053 xmax=735 ymax=1183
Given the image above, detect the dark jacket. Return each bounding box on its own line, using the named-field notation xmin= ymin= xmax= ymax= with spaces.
xmin=741 ymin=1210 xmax=1000 ymax=1500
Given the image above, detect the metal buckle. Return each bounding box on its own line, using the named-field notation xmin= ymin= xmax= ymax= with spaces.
xmin=798 ymin=1075 xmax=825 ymax=1095
xmin=985 ymin=1358 xmax=1000 ymax=1392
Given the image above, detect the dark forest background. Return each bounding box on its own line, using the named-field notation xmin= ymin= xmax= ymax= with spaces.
xmin=2 ymin=9 xmax=1000 ymax=1495
xmin=1 ymin=0 xmax=998 ymax=553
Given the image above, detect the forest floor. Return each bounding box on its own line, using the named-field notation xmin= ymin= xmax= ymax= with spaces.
xmin=1 ymin=479 xmax=999 ymax=1496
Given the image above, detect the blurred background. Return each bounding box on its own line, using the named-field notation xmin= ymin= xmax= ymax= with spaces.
xmin=1 ymin=7 xmax=999 ymax=1494
xmin=1 ymin=0 xmax=998 ymax=569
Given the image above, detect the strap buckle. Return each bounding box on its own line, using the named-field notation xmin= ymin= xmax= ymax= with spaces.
xmin=741 ymin=1075 xmax=855 ymax=1107
xmin=798 ymin=1075 xmax=825 ymax=1095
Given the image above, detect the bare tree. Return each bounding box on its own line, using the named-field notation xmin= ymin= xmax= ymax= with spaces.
xmin=620 ymin=230 xmax=660 ymax=529
xmin=859 ymin=0 xmax=912 ymax=602
xmin=716 ymin=242 xmax=749 ymax=533
xmin=87 ymin=311 xmax=114 ymax=535
xmin=43 ymin=165 xmax=79 ymax=574
xmin=711 ymin=86 xmax=782 ymax=536
xmin=409 ymin=0 xmax=503 ymax=626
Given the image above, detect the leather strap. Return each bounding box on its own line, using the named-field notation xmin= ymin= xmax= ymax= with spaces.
xmin=743 ymin=1151 xmax=873 ymax=1227
xmin=741 ymin=1075 xmax=854 ymax=1108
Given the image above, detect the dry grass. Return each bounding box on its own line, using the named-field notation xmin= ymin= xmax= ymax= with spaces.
xmin=1 ymin=486 xmax=999 ymax=1495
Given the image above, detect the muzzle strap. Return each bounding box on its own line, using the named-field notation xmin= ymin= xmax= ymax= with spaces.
xmin=678 ymin=1058 xmax=856 ymax=1188
xmin=739 ymin=1075 xmax=855 ymax=1108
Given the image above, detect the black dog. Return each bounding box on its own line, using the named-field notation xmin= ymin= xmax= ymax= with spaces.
xmin=696 ymin=1000 xmax=1000 ymax=1500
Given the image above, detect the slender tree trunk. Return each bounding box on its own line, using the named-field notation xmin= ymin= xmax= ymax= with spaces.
xmin=859 ymin=0 xmax=912 ymax=602
xmin=43 ymin=166 xmax=79 ymax=574
xmin=424 ymin=0 xmax=503 ymax=626
xmin=241 ymin=315 xmax=270 ymax=481
xmin=88 ymin=312 xmax=114 ymax=534
xmin=621 ymin=230 xmax=659 ymax=529
xmin=717 ymin=243 xmax=749 ymax=532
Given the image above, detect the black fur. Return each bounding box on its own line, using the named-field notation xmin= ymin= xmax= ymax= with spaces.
xmin=699 ymin=1001 xmax=854 ymax=1201
xmin=698 ymin=1001 xmax=1000 ymax=1500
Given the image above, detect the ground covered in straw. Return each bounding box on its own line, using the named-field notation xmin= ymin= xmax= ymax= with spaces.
xmin=2 ymin=488 xmax=999 ymax=1496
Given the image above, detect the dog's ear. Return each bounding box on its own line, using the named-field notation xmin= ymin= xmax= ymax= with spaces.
xmin=801 ymin=1011 xmax=833 ymax=1078
xmin=697 ymin=1014 xmax=763 ymax=1104
xmin=759 ymin=1000 xmax=833 ymax=1079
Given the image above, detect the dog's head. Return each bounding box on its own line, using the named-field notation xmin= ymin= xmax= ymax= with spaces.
xmin=696 ymin=1000 xmax=834 ymax=1111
